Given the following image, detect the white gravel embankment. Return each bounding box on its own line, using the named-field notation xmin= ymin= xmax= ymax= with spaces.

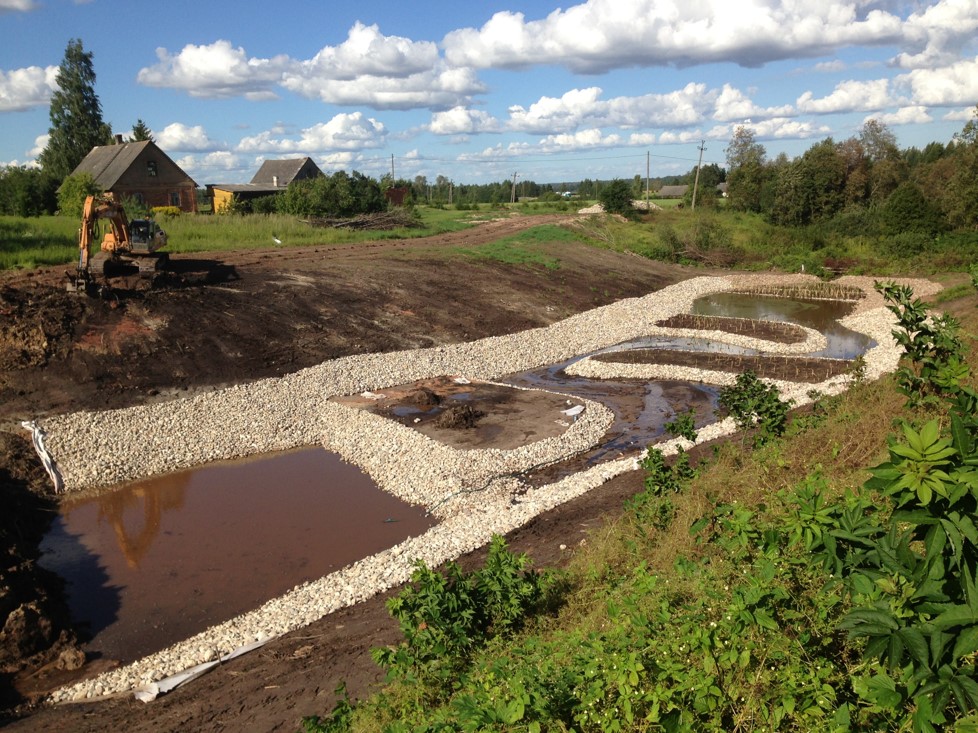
xmin=39 ymin=273 xmax=940 ymax=703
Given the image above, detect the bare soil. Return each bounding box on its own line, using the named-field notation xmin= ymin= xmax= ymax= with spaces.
xmin=334 ymin=376 xmax=582 ymax=451
xmin=593 ymin=347 xmax=854 ymax=383
xmin=0 ymin=212 xmax=774 ymax=731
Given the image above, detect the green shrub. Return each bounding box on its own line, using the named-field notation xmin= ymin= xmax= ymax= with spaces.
xmin=370 ymin=536 xmax=559 ymax=689
xmin=717 ymin=371 xmax=792 ymax=444
xmin=56 ymin=172 xmax=100 ymax=218
xmin=598 ymin=178 xmax=635 ymax=216
xmin=880 ymin=180 xmax=947 ymax=237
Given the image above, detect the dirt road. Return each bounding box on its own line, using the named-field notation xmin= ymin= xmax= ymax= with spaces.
xmin=1 ymin=212 xmax=693 ymax=730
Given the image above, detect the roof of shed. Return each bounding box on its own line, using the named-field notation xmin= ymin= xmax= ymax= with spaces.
xmin=250 ymin=157 xmax=320 ymax=185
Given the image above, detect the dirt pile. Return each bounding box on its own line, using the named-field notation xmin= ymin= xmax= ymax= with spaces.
xmin=433 ymin=403 xmax=485 ymax=429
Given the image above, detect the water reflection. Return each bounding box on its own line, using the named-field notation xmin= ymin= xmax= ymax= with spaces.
xmin=691 ymin=293 xmax=873 ymax=358
xmin=40 ymin=448 xmax=434 ymax=664
xmin=92 ymin=476 xmax=189 ymax=568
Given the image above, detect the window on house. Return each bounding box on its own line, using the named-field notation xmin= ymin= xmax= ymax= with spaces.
xmin=134 ymin=192 xmax=145 ymax=205
xmin=169 ymin=192 xmax=180 ymax=207
xmin=147 ymin=161 xmax=158 ymax=177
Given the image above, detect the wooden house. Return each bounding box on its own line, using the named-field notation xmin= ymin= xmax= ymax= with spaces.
xmin=208 ymin=157 xmax=323 ymax=212
xmin=70 ymin=138 xmax=198 ymax=212
xmin=656 ymin=185 xmax=689 ymax=199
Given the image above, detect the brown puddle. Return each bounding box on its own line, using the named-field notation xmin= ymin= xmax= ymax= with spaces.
xmin=38 ymin=448 xmax=434 ymax=667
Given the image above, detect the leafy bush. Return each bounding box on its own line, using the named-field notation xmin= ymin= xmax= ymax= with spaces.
xmin=0 ymin=166 xmax=58 ymax=216
xmin=717 ymin=371 xmax=792 ymax=444
xmin=56 ymin=172 xmax=100 ymax=218
xmin=880 ymin=180 xmax=947 ymax=237
xmin=278 ymin=170 xmax=385 ymax=217
xmin=150 ymin=205 xmax=181 ymax=218
xmin=598 ymin=178 xmax=635 ymax=216
xmin=883 ymin=230 xmax=933 ymax=258
xmin=370 ymin=536 xmax=559 ymax=688
xmin=876 ymin=280 xmax=968 ymax=405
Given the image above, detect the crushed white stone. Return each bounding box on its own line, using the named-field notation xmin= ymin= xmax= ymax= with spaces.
xmin=39 ymin=273 xmax=940 ymax=703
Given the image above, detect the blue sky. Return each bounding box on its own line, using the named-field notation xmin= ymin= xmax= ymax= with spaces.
xmin=1 ymin=0 xmax=976 ymax=186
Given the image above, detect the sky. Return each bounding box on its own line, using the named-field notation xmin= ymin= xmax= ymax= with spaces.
xmin=1 ymin=0 xmax=976 ymax=187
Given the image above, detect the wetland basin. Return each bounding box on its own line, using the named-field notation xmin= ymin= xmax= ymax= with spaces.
xmin=691 ymin=292 xmax=873 ymax=358
xmin=39 ymin=447 xmax=434 ymax=666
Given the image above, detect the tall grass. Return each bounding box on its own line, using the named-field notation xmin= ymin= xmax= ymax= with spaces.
xmin=0 ymin=207 xmax=492 ymax=270
xmin=0 ymin=216 xmax=77 ymax=269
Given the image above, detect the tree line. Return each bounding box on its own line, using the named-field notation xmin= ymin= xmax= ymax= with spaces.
xmin=724 ymin=115 xmax=978 ymax=237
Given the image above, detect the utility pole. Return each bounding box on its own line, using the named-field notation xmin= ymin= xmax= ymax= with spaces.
xmin=390 ymin=154 xmax=395 ymax=181
xmin=510 ymin=171 xmax=518 ymax=204
xmin=691 ymin=140 xmax=706 ymax=211
xmin=646 ymin=150 xmax=651 ymax=210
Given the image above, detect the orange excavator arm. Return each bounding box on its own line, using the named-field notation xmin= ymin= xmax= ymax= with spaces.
xmin=76 ymin=194 xmax=132 ymax=274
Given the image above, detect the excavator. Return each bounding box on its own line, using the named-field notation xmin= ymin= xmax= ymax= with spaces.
xmin=69 ymin=193 xmax=169 ymax=294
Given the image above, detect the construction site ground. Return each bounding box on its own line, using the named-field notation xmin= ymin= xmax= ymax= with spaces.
xmin=1 ymin=213 xmax=708 ymax=731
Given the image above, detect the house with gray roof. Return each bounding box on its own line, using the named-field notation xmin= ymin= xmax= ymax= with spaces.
xmin=70 ymin=138 xmax=199 ymax=212
xmin=207 ymin=157 xmax=323 ymax=213
xmin=656 ymin=185 xmax=689 ymax=199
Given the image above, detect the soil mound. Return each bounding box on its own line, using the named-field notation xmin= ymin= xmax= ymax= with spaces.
xmin=405 ymin=388 xmax=441 ymax=408
xmin=434 ymin=404 xmax=485 ymax=429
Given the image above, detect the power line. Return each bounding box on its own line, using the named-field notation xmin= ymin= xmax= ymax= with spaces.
xmin=359 ymin=149 xmax=725 ymax=170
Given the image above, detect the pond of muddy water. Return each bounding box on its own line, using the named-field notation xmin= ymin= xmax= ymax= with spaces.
xmin=39 ymin=448 xmax=433 ymax=667
xmin=691 ymin=292 xmax=873 ymax=358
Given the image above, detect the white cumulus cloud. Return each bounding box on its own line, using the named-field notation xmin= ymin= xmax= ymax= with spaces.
xmin=137 ymin=40 xmax=289 ymax=99
xmin=505 ymin=82 xmax=794 ymax=136
xmin=893 ymin=0 xmax=978 ymax=69
xmin=895 ymin=55 xmax=978 ymax=106
xmin=707 ymin=118 xmax=832 ymax=142
xmin=443 ymin=0 xmax=906 ymax=72
xmin=712 ymin=84 xmax=794 ymax=121
xmin=507 ymin=87 xmax=606 ymax=133
xmin=796 ymin=78 xmax=894 ymax=113
xmin=297 ymin=22 xmax=439 ymax=80
xmin=865 ymin=106 xmax=933 ymax=125
xmin=0 ymin=0 xmax=37 ymax=12
xmin=0 ymin=65 xmax=57 ymax=111
xmin=157 ymin=123 xmax=222 ymax=152
xmin=429 ymin=107 xmax=500 ymax=135
xmin=236 ymin=112 xmax=386 ymax=153
xmin=943 ymin=106 xmax=978 ymax=121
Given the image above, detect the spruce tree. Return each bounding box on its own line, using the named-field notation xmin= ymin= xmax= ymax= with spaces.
xmin=130 ymin=119 xmax=154 ymax=142
xmin=38 ymin=38 xmax=112 ymax=181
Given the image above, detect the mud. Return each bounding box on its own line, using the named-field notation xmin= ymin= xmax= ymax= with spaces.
xmin=335 ymin=376 xmax=582 ymax=451
xmin=592 ymin=348 xmax=854 ymax=383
